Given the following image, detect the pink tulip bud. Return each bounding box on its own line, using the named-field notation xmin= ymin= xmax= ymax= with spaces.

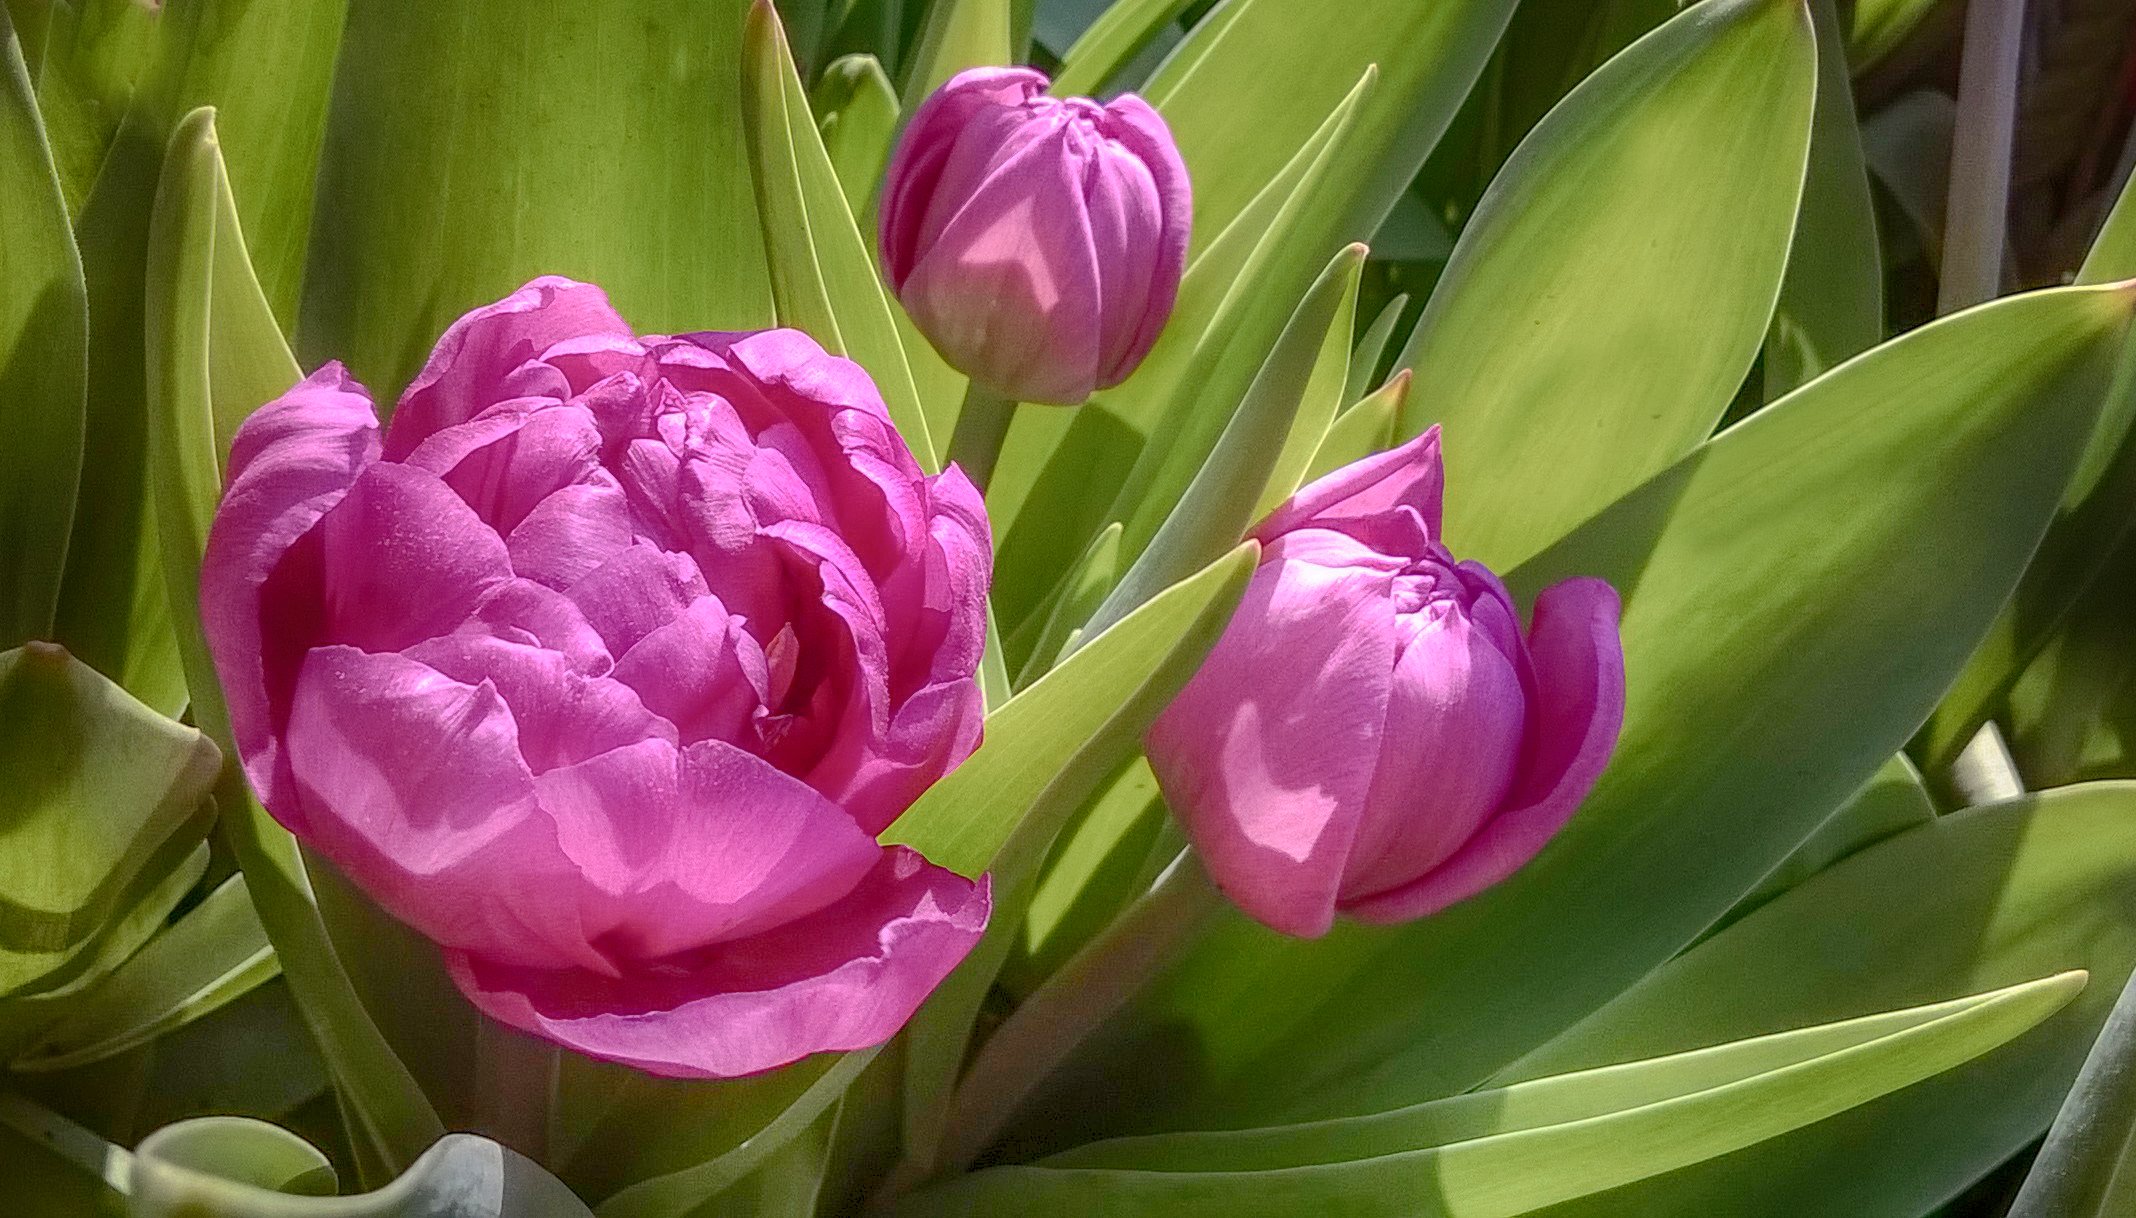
xmin=201 ymin=278 xmax=991 ymax=1078
xmin=879 ymin=67 xmax=1191 ymax=405
xmin=1146 ymin=428 xmax=1626 ymax=938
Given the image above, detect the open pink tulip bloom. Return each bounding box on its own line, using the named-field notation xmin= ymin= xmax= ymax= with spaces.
xmin=1146 ymin=429 xmax=1626 ymax=938
xmin=201 ymin=278 xmax=992 ymax=1077
xmin=879 ymin=67 xmax=1190 ymax=405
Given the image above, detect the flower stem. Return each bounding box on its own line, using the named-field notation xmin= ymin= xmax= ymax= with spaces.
xmin=946 ymin=384 xmax=1017 ymax=493
xmin=933 ymin=851 xmax=1226 ymax=1174
xmin=474 ymin=1017 xmax=557 ymax=1165
xmin=1938 ymin=0 xmax=2027 ymax=314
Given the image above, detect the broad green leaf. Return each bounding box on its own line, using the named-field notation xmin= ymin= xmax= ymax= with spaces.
xmin=589 ymin=1051 xmax=875 ymax=1218
xmin=1303 ymin=372 xmax=1408 ymax=484
xmin=299 ymin=0 xmax=772 ymax=406
xmin=1506 ymin=783 xmax=2136 ymax=1216
xmin=14 ymin=874 xmax=274 ymax=1072
xmin=1010 ymin=282 xmax=2135 ymax=1144
xmin=1762 ymin=0 xmax=1882 ymax=399
xmin=53 ymin=113 xmax=182 ymax=718
xmin=1920 ymin=168 xmax=2136 ymax=773
xmin=129 ymin=1121 xmax=592 ymax=1218
xmin=1050 ymin=0 xmax=1196 ymax=97
xmin=694 ymin=1099 xmax=843 ymax=1218
xmin=901 ymin=0 xmax=1010 ymax=105
xmin=743 ymin=0 xmax=937 ymax=469
xmin=885 ymin=543 xmax=1256 ymax=1171
xmin=0 ymin=0 xmax=87 ymax=647
xmin=814 ymin=53 xmax=900 ymax=214
xmin=1099 ymin=244 xmax=1364 ymax=630
xmin=1848 ymin=0 xmax=1943 ymax=69
xmin=1394 ymin=0 xmax=1816 ymax=571
xmin=147 ymin=108 xmax=442 ymax=1180
xmin=2008 ymin=970 xmax=2136 ymax=1217
xmin=29 ymin=0 xmax=156 ymax=218
xmin=1343 ymin=291 xmax=1407 ymax=409
xmin=0 ymin=644 xmax=218 ymax=996
xmin=2004 ymin=535 xmax=2136 ymax=787
xmin=136 ymin=0 xmax=348 ymax=327
xmin=1709 ymin=752 xmax=1935 ymax=937
xmin=894 ymin=974 xmax=2081 ymax=1216
xmin=1140 ymin=0 xmax=1515 ymax=252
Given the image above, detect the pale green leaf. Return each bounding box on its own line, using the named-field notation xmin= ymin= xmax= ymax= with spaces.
xmin=298 ymin=0 xmax=773 ymax=405
xmin=1303 ymin=372 xmax=1408 ymax=485
xmin=814 ymin=53 xmax=900 ymax=214
xmin=1394 ymin=0 xmax=1816 ymax=571
xmin=743 ymin=0 xmax=937 ymax=468
xmin=902 ymin=0 xmax=1010 ymax=105
xmin=1050 ymin=0 xmax=1196 ymax=97
xmin=0 ymin=0 xmax=86 ymax=647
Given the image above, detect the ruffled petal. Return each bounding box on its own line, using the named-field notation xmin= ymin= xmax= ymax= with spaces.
xmin=387 ymin=278 xmax=630 ymax=458
xmin=1144 ymin=532 xmax=1400 ymax=938
xmin=404 ymin=633 xmax=672 ymax=774
xmin=530 ymin=737 xmax=881 ymax=961
xmin=506 ymin=476 xmax=638 ymax=589
xmin=565 ymin=541 xmax=710 ymax=657
xmin=1343 ymin=577 xmax=1624 ymax=924
xmin=282 ymin=646 xmax=605 ymax=973
xmin=445 ymin=848 xmax=989 ymax=1079
xmin=200 ymin=363 xmax=381 ymax=814
xmin=1092 ymin=92 xmax=1190 ymax=386
xmin=1255 ymin=426 xmax=1444 ymax=551
xmin=317 ymin=462 xmax=513 ymax=653
xmin=611 ymin=595 xmax=773 ymax=747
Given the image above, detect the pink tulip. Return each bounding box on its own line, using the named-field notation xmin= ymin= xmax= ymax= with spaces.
xmin=878 ymin=67 xmax=1190 ymax=405
xmin=201 ymin=278 xmax=992 ymax=1078
xmin=1145 ymin=429 xmax=1626 ymax=939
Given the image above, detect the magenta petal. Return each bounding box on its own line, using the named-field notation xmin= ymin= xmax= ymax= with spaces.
xmin=610 ymin=595 xmax=772 ymax=747
xmin=1338 ymin=611 xmax=1527 ymax=902
xmin=460 ymin=578 xmax=614 ymax=675
xmin=1256 ymin=426 xmax=1445 ymax=551
xmin=282 ymin=646 xmax=608 ymax=973
xmin=404 ymin=634 xmax=672 ymax=774
xmin=532 ymin=737 xmax=882 ymax=960
xmin=445 ymin=848 xmax=990 ymax=1078
xmin=879 ymin=67 xmax=1050 ymax=288
xmin=506 ymin=477 xmax=638 ymax=589
xmin=200 ymin=363 xmax=381 ymax=813
xmin=1343 ymin=577 xmax=1625 ymax=924
xmin=1093 ymin=93 xmax=1190 ymax=384
xmin=1144 ymin=533 xmax=1401 ymax=938
xmin=387 ymin=278 xmax=630 ymax=459
xmin=565 ymin=541 xmax=711 ymax=657
xmin=318 ymin=462 xmax=513 ymax=653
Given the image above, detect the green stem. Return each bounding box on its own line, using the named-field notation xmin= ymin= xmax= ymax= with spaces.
xmin=474 ymin=1017 xmax=557 ymax=1165
xmin=0 ymin=1091 xmax=132 ymax=1194
xmin=932 ymin=851 xmax=1226 ymax=1174
xmin=946 ymin=384 xmax=1017 ymax=493
xmin=1937 ymin=0 xmax=2026 ymax=314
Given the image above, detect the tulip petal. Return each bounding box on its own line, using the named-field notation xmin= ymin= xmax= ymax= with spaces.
xmin=531 ymin=737 xmax=881 ymax=960
xmin=1145 ymin=533 xmax=1402 ymax=938
xmin=611 ymin=595 xmax=773 ymax=747
xmin=1091 ymin=94 xmax=1189 ymax=386
xmin=879 ymin=67 xmax=1049 ymax=288
xmin=565 ymin=541 xmax=710 ymax=657
xmin=1338 ymin=608 xmax=1527 ymax=902
xmin=445 ymin=848 xmax=990 ymax=1078
xmin=201 ymin=364 xmax=382 ymax=814
xmin=506 ymin=476 xmax=638 ymax=589
xmin=1255 ymin=426 xmax=1445 ymax=549
xmin=404 ymin=633 xmax=672 ymax=774
xmin=283 ymin=646 xmax=607 ymax=973
xmin=317 ymin=462 xmax=513 ymax=653
xmin=1343 ymin=578 xmax=1625 ymax=924
xmin=461 ymin=578 xmax=614 ymax=675
xmin=388 ymin=277 xmax=630 ymax=458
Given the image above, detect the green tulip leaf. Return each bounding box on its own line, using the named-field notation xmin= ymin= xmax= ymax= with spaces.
xmin=146 ymin=107 xmax=443 ymax=1181
xmin=813 ymin=53 xmax=900 ymax=215
xmin=1394 ymin=0 xmax=1817 ymax=571
xmin=893 ymin=973 xmax=2079 ymax=1216
xmin=0 ymin=643 xmax=218 ymax=996
xmin=1505 ymin=783 xmax=2136 ymax=1216
xmin=1304 ymin=372 xmax=1408 ymax=486
xmin=742 ymin=0 xmax=937 ymax=469
xmin=1049 ymin=0 xmax=1196 ymax=97
xmin=902 ymin=0 xmax=1011 ymax=106
xmin=2007 ymin=969 xmax=2136 ymax=1218
xmin=299 ymin=0 xmax=773 ymax=406
xmin=1343 ymin=292 xmax=1407 ymax=411
xmin=14 ymin=873 xmax=276 ymax=1073
xmin=0 ymin=0 xmax=87 ymax=648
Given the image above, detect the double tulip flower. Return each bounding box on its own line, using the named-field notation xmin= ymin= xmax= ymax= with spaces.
xmin=201 ymin=71 xmax=1622 ymax=1079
